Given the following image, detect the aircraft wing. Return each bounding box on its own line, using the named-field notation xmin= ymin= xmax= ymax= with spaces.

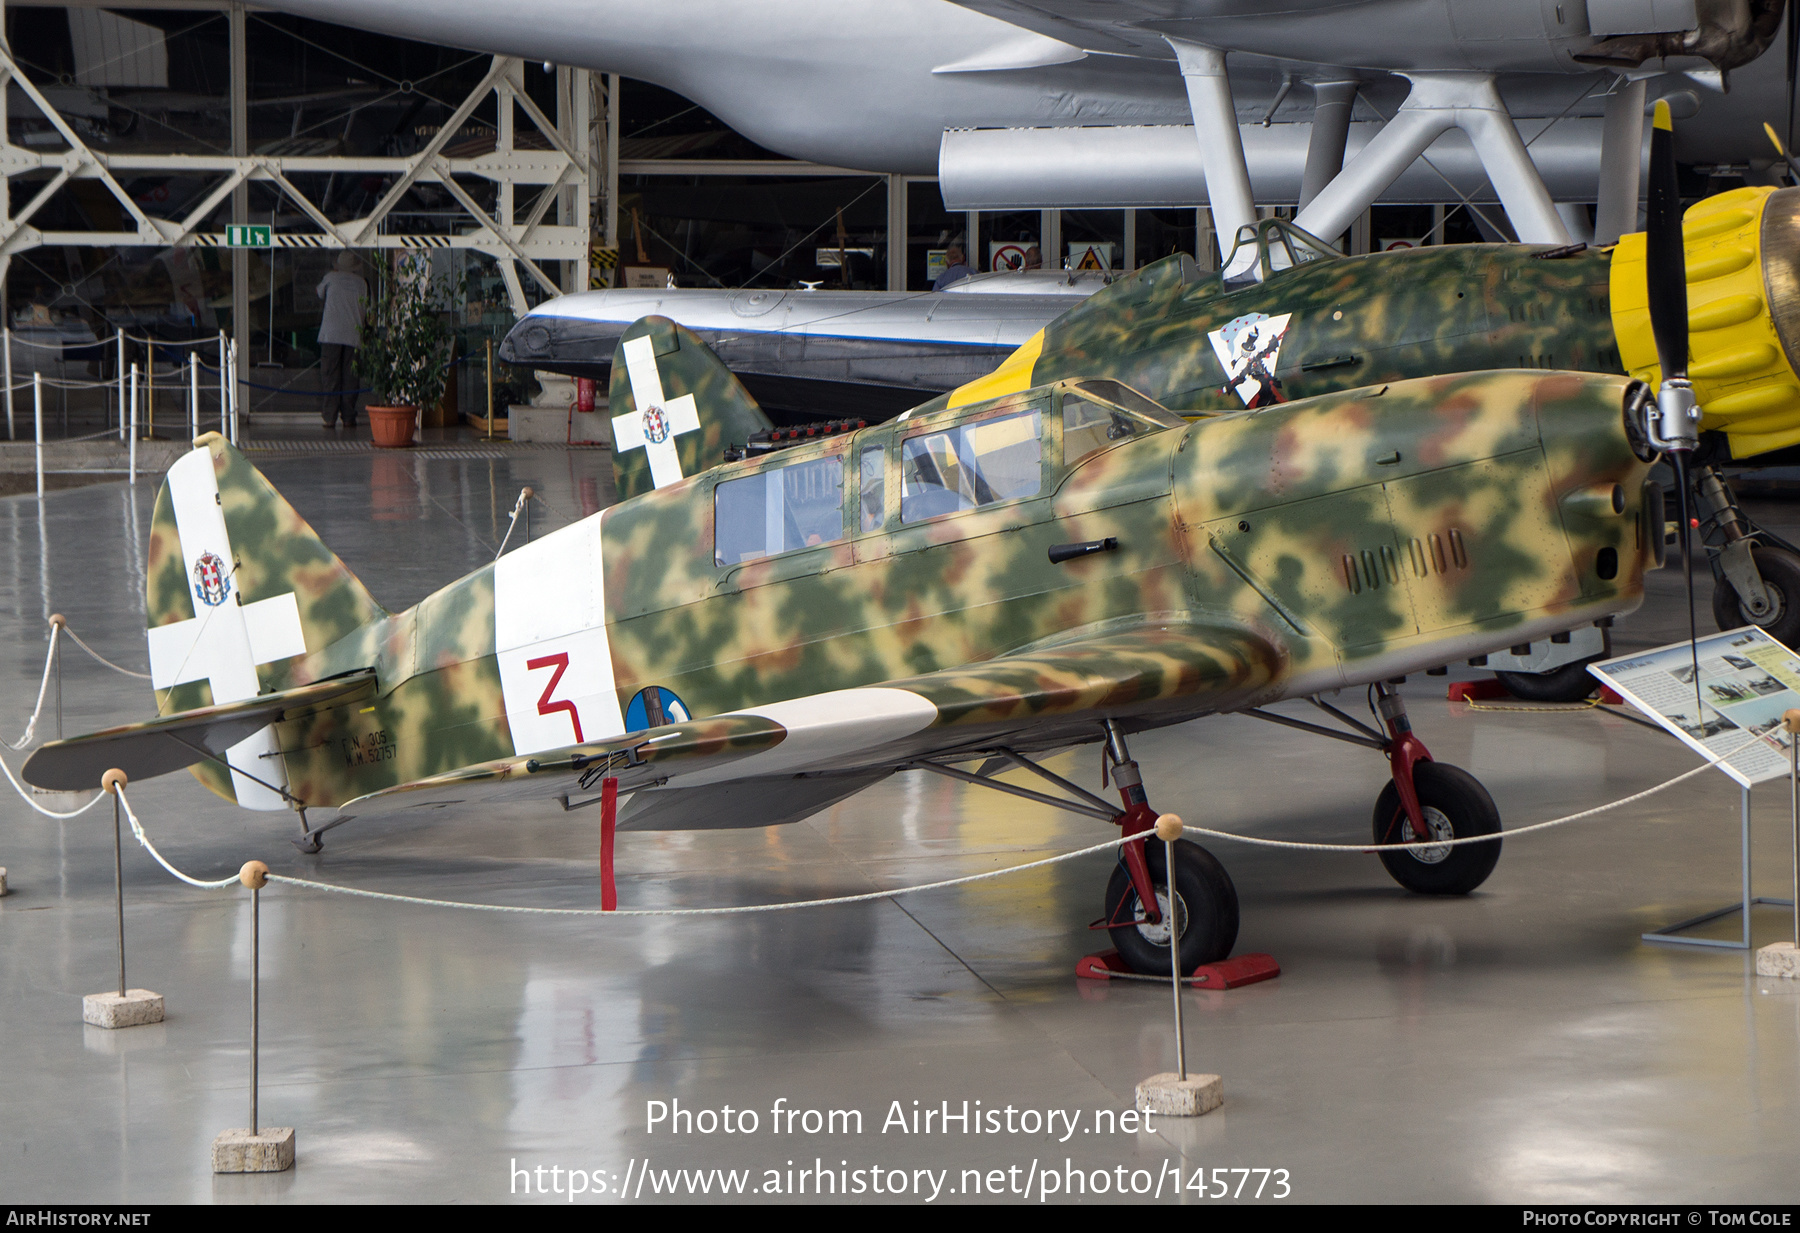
xmin=342 ymin=621 xmax=1281 ymax=827
xmin=22 ymin=672 xmax=378 ymax=792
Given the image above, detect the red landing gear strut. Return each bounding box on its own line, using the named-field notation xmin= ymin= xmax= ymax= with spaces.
xmin=1374 ymin=682 xmax=1434 ymax=842
xmin=1104 ymin=721 xmax=1163 ymax=924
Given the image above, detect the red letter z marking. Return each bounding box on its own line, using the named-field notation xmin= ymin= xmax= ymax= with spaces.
xmin=526 ymin=652 xmax=584 ymax=743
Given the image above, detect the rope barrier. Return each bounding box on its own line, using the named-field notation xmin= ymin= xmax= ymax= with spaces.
xmin=62 ymin=626 xmax=151 ymax=680
xmin=117 ymin=786 xmax=238 ymax=889
xmin=7 ymin=609 xmax=1777 ymax=912
xmin=92 ymin=730 xmax=1775 ymax=917
xmin=3 ymin=633 xmax=57 ymax=750
xmin=0 ymin=754 xmax=103 ymax=819
xmin=1178 ymin=731 xmax=1771 ymax=854
xmin=113 ymin=782 xmax=1157 ymax=908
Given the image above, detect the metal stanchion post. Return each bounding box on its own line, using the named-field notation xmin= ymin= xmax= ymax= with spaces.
xmin=1132 ymin=814 xmax=1223 ymax=1118
xmin=33 ymin=371 xmax=43 ymax=501
xmin=211 ymin=860 xmax=293 ymax=1172
xmin=1161 ymin=817 xmax=1186 ymax=1081
xmin=251 ymin=874 xmax=259 ymax=1135
xmin=115 ymin=328 xmax=125 ymax=442
xmin=4 ymin=326 xmax=13 ymax=440
xmin=112 ymin=780 xmax=125 ymax=996
xmin=485 ymin=338 xmax=495 ymax=440
xmin=188 ymin=353 xmax=199 ymax=441
xmin=232 ymin=340 xmax=240 ymax=444
xmin=146 ymin=341 xmax=154 ymax=438
xmin=49 ymin=614 xmax=63 ymax=740
xmin=81 ymin=771 xmax=163 ymax=1029
xmin=1758 ymin=713 xmax=1800 ymax=976
xmin=218 ymin=330 xmax=228 ymax=435
xmin=128 ymin=364 xmax=138 ymax=484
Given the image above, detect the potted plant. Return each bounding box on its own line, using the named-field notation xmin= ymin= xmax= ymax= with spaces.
xmin=356 ymin=260 xmax=458 ymax=448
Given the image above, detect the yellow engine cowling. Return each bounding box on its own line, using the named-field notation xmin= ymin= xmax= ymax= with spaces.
xmin=1611 ymin=185 xmax=1800 ymax=459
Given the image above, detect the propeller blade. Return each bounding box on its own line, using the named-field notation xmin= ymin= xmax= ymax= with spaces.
xmin=1646 ymin=99 xmax=1689 ymax=384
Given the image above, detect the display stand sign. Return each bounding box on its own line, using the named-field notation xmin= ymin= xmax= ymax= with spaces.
xmin=1589 ymin=626 xmax=1799 ymax=947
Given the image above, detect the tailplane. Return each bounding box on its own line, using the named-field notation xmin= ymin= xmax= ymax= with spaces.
xmin=145 ymin=433 xmax=385 ymax=807
xmin=608 ymin=315 xmax=773 ymax=500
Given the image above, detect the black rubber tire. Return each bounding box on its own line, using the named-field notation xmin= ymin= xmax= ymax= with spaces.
xmin=1495 ymin=659 xmax=1602 ymax=702
xmin=1494 ymin=628 xmax=1612 ymax=702
xmin=1371 ymin=761 xmax=1502 ymax=895
xmin=1712 ymin=545 xmax=1800 ymax=649
xmin=1104 ymin=838 xmax=1239 ymax=975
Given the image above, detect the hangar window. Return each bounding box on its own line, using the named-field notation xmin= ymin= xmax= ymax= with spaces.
xmin=714 ymin=455 xmax=845 ymax=565
xmin=900 ymin=407 xmax=1043 ymax=523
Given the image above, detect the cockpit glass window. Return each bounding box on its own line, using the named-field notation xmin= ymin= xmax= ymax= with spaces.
xmin=1225 ymin=219 xmax=1341 ymax=285
xmin=900 ymin=407 xmax=1042 ymax=523
xmin=1063 ymin=396 xmax=1144 ymax=467
xmin=1069 ymin=380 xmax=1186 ymax=427
xmin=714 ymin=454 xmax=845 ymax=565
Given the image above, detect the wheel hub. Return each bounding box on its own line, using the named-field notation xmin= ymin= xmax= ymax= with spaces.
xmin=1133 ymin=888 xmax=1187 ymax=947
xmin=1407 ymin=806 xmax=1455 ymax=865
xmin=1748 ymin=585 xmax=1786 ymax=626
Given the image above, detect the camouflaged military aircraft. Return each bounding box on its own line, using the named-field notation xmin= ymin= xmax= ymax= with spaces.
xmin=22 ymin=304 xmax=1671 ymax=974
xmin=514 ymin=153 xmax=1800 ymax=697
xmin=882 ymin=178 xmax=1800 ymax=692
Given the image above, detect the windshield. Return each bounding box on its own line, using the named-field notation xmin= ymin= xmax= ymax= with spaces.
xmin=1067 ymin=380 xmax=1186 ymax=428
xmin=1221 ymin=218 xmax=1342 ymax=286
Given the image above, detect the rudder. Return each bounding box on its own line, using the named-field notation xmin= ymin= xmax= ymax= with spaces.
xmin=608 ymin=315 xmax=773 ymax=500
xmin=146 ymin=432 xmax=385 ymax=807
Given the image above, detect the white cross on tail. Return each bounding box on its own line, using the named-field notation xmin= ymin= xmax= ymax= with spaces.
xmin=144 ymin=448 xmax=307 ymax=810
xmin=612 ymin=334 xmax=700 ymax=489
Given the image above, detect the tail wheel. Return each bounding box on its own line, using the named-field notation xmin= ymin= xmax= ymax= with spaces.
xmin=1371 ymin=761 xmax=1502 ymax=895
xmin=1495 ymin=629 xmax=1612 ymax=703
xmin=1104 ymin=838 xmax=1239 ymax=975
xmin=1712 ymin=545 xmax=1800 ymax=649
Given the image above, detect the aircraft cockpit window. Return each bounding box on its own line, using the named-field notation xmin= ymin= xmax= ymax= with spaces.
xmin=1062 ymin=382 xmax=1186 ymax=466
xmin=1222 ymin=218 xmax=1342 ymax=287
xmin=858 ymin=444 xmax=885 ymax=533
xmin=900 ymin=407 xmax=1043 ymax=523
xmin=714 ymin=454 xmax=846 ymax=565
xmin=1068 ymin=380 xmax=1185 ymax=428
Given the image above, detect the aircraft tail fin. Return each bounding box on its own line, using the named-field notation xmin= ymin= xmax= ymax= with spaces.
xmin=146 ymin=433 xmax=386 ymax=807
xmin=608 ymin=315 xmax=773 ymax=500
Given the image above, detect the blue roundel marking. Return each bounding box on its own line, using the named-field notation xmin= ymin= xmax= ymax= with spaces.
xmin=626 ymin=686 xmax=691 ymax=731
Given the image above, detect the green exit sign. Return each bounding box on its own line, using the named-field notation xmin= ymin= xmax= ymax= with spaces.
xmin=226 ymin=224 xmax=272 ymax=248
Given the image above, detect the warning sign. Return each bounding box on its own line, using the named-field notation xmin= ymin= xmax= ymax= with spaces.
xmin=1067 ymin=242 xmax=1115 ymax=271
xmin=988 ymin=241 xmax=1032 ymax=272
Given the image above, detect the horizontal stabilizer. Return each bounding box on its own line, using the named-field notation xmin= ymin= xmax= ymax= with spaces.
xmin=23 ymin=673 xmax=376 ymax=793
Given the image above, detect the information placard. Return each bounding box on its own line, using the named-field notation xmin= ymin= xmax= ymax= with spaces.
xmin=1588 ymin=626 xmax=1800 ymax=787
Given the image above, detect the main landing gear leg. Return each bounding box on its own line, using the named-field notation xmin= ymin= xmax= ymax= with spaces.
xmin=1103 ymin=720 xmax=1161 ymax=922
xmin=1369 ymin=683 xmax=1503 ymax=894
xmin=1100 ymin=720 xmax=1241 ymax=974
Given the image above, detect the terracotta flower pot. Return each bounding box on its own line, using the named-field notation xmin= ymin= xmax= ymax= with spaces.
xmin=368 ymin=405 xmax=417 ymax=448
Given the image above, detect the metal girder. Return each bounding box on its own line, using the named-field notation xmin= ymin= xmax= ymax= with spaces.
xmin=0 ymin=42 xmax=597 ymax=314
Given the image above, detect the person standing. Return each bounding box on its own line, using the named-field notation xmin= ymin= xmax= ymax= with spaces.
xmin=316 ymin=251 xmax=368 ymax=429
xmin=933 ymin=245 xmax=974 ymax=290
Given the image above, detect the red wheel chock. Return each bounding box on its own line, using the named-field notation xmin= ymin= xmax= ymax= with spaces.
xmin=1447 ymin=679 xmax=1622 ymax=704
xmin=1076 ymin=950 xmax=1281 ymax=988
xmin=1447 ymin=679 xmax=1509 ymax=702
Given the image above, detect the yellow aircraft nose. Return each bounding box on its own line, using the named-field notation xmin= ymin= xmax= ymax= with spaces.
xmin=1611 ymin=184 xmax=1800 ymax=458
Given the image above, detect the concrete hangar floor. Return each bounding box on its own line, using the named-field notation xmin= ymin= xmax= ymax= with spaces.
xmin=1 ymin=446 xmax=1797 ymax=1206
